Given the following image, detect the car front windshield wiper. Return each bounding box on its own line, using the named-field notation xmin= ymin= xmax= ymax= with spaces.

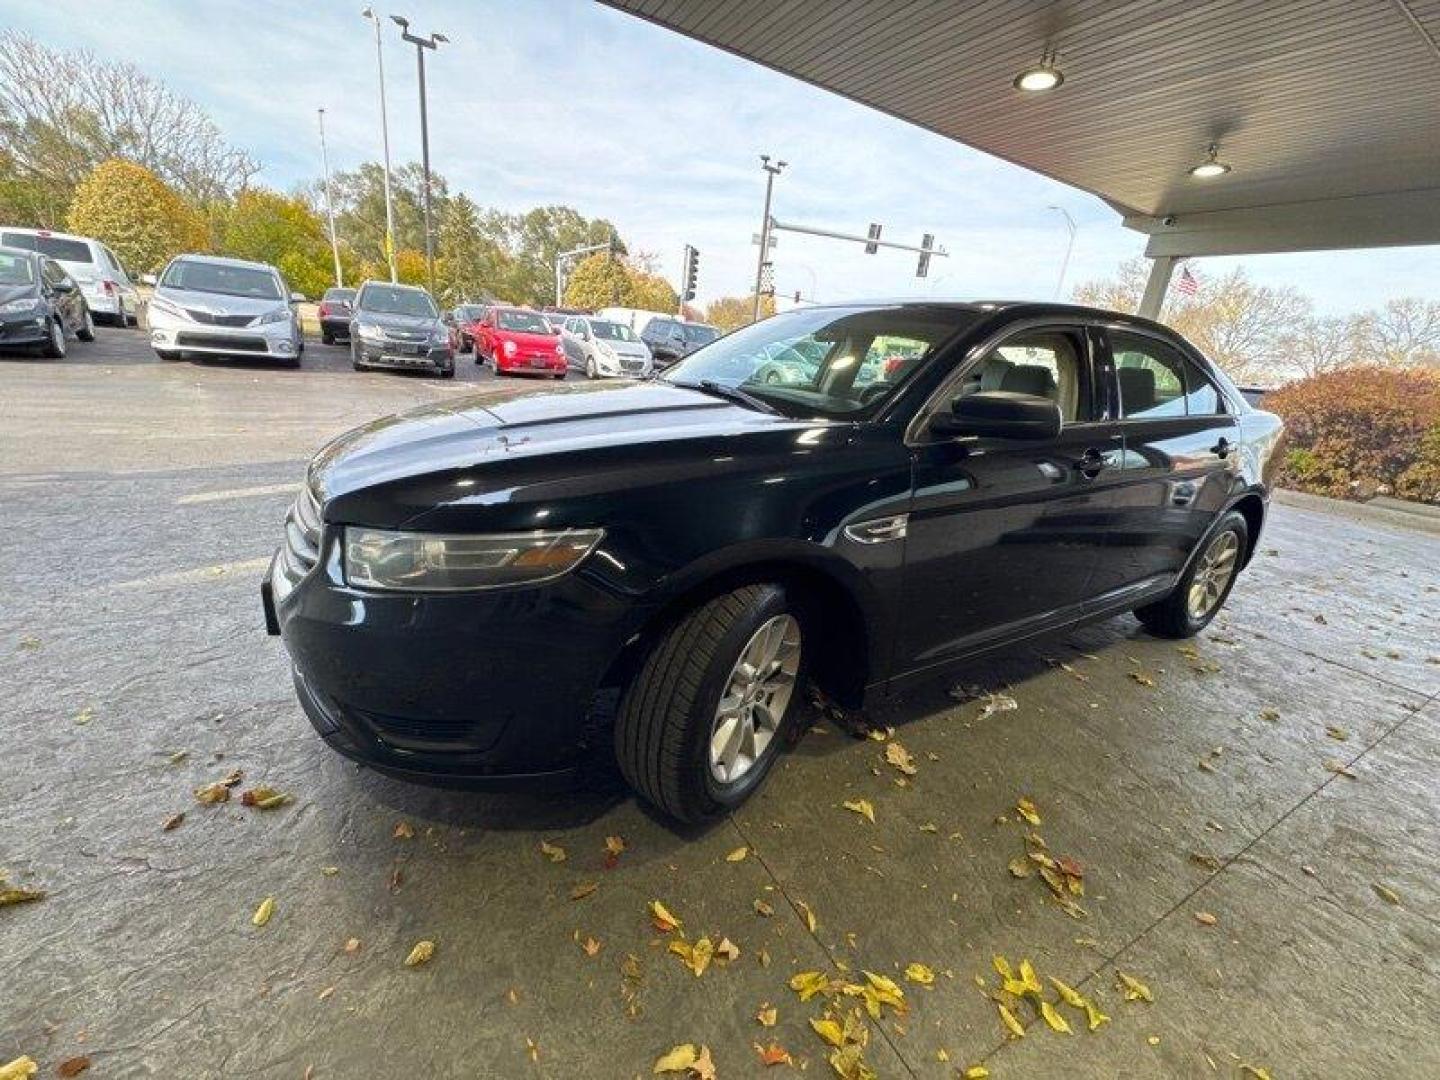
xmin=679 ymin=378 xmax=782 ymax=416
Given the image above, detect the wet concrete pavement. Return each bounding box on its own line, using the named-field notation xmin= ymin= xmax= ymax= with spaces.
xmin=2 ymin=329 xmax=1437 ymax=1078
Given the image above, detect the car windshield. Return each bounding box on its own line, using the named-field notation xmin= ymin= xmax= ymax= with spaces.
xmin=683 ymin=323 xmax=719 ymax=345
xmin=0 ymin=252 xmax=35 ymax=286
xmin=1 ymin=232 xmax=92 ymax=263
xmin=591 ymin=320 xmax=637 ymax=342
xmin=359 ymin=285 xmax=438 ymax=318
xmin=162 ymin=260 xmax=281 ymax=299
xmin=323 ymin=288 xmax=356 ymax=302
xmin=497 ymin=310 xmax=552 ymax=333
xmin=663 ymin=305 xmax=981 ymax=418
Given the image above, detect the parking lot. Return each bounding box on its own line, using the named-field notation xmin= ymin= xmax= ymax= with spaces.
xmin=3 ymin=327 xmax=1438 ymax=1078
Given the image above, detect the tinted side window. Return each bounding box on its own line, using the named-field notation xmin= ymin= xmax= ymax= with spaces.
xmin=1181 ymin=357 xmax=1222 ymax=415
xmin=42 ymin=259 xmax=67 ymax=286
xmin=1112 ymin=332 xmax=1187 ymax=418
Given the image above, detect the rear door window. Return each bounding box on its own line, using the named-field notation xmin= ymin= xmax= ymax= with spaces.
xmin=1111 ymin=332 xmax=1188 ymax=418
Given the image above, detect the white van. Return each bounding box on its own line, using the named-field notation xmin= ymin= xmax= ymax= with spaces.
xmin=595 ymin=306 xmax=671 ymax=336
xmin=0 ymin=227 xmax=141 ymax=326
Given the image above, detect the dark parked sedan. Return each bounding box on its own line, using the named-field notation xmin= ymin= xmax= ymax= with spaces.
xmin=0 ymin=245 xmax=95 ymax=357
xmin=317 ymin=287 xmax=356 ymax=344
xmin=264 ymin=300 xmax=1282 ymax=822
xmin=349 ymin=281 xmax=454 ymax=377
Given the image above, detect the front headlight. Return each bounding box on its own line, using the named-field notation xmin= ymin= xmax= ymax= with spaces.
xmin=149 ymin=296 xmax=184 ymax=319
xmin=502 ymin=339 xmax=518 ymax=357
xmin=344 ymin=527 xmax=604 ymax=591
xmin=255 ymin=307 xmax=290 ymax=325
xmin=0 ymin=298 xmax=39 ymax=315
xmin=430 ymin=327 xmax=450 ymax=346
xmin=358 ymin=323 xmax=385 ymax=343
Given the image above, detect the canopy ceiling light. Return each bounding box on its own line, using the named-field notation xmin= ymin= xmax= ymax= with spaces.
xmin=1190 ymin=143 xmax=1232 ymax=179
xmin=1013 ymin=47 xmax=1063 ymax=92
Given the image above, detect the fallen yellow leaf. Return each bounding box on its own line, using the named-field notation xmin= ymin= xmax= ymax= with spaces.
xmin=653 ymin=1044 xmax=699 ymax=1074
xmin=1194 ymin=911 xmax=1218 ymax=926
xmin=1050 ymin=976 xmax=1086 ymax=1008
xmin=789 ymin=970 xmax=831 ymax=1001
xmin=904 ymin=963 xmax=934 ymax=985
xmin=992 ymin=956 xmax=1014 ymax=980
xmin=1040 ymin=1000 xmax=1073 ymax=1034
xmin=998 ymin=1003 xmax=1026 ymax=1039
xmin=843 ymin=799 xmax=876 ymax=823
xmin=193 ymin=782 xmax=230 ymax=805
xmin=0 ymin=1058 xmax=37 ymax=1080
xmin=829 ymin=1043 xmax=877 ymax=1080
xmin=669 ymin=935 xmax=713 ymax=977
xmin=756 ymin=1041 xmax=793 ymax=1067
xmin=756 ymin=1003 xmax=777 ymax=1027
xmin=570 ymin=881 xmax=599 ymax=901
xmin=405 ymin=940 xmax=435 ymax=967
xmin=726 ymin=846 xmax=749 ymax=862
xmin=393 ymin=820 xmax=415 ymax=839
xmin=240 ymin=786 xmax=293 ymax=810
xmin=0 ymin=883 xmax=44 ymax=907
xmin=1084 ymin=1000 xmax=1111 ymax=1031
xmin=1116 ymin=971 xmax=1153 ymax=1002
xmin=797 ymin=898 xmax=818 ymax=932
xmin=1017 ymin=959 xmax=1042 ymax=995
xmin=251 ymin=896 xmax=275 ymax=927
xmin=650 ymin=899 xmax=683 ymax=932
xmin=1240 ymin=1066 xmax=1274 ymax=1080
xmin=1016 ymin=797 xmax=1042 ymax=825
xmin=1373 ymin=883 xmax=1401 ymax=905
xmin=810 ymin=1015 xmax=846 ymax=1047
xmin=581 ymin=936 xmax=602 ymax=957
xmin=964 ymin=1068 xmax=990 ymax=1079
xmin=715 ymin=937 xmax=740 ymax=962
xmin=538 ymin=839 xmax=566 ymax=863
xmin=884 ymin=741 xmax=917 ymax=775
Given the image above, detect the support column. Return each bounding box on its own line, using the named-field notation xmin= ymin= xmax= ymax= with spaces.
xmin=1137 ymin=255 xmax=1178 ymax=320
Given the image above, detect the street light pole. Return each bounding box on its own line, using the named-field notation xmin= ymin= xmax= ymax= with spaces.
xmin=360 ymin=7 xmax=397 ymax=282
xmin=1047 ymin=205 xmax=1077 ymax=301
xmin=392 ymin=15 xmax=447 ymax=296
xmin=317 ymin=108 xmax=343 ymax=288
xmin=751 ymin=155 xmax=786 ymax=322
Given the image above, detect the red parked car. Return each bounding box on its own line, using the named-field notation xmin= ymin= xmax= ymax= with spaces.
xmin=476 ymin=306 xmax=566 ymax=378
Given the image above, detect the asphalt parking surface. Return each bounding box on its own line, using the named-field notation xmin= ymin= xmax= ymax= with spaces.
xmin=3 ymin=327 xmax=1438 ymax=1078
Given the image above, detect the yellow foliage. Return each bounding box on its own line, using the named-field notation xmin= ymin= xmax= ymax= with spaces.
xmin=66 ymin=158 xmax=205 ymax=273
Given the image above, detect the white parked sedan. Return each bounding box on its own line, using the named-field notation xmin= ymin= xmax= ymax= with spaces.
xmin=146 ymin=255 xmax=304 ymax=366
xmin=559 ymin=315 xmax=654 ymax=378
xmin=0 ymin=227 xmax=141 ymax=327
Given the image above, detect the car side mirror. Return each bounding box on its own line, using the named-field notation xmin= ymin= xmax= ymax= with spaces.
xmin=930 ymin=390 xmax=1062 ymax=440
xmin=139 ymin=273 xmax=158 ymax=286
xmin=290 ymin=291 xmax=306 ymax=304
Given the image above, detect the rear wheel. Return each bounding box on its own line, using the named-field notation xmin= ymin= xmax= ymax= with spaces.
xmin=322 ymin=331 xmax=334 ymax=345
xmin=615 ymin=583 xmax=805 ymax=823
xmin=350 ymin=341 xmax=365 ymax=371
xmin=586 ymin=356 xmax=597 ymax=379
xmin=1136 ymin=510 xmax=1248 ymax=638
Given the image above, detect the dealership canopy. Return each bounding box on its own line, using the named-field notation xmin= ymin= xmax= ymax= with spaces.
xmin=602 ymin=0 xmax=1440 ymax=314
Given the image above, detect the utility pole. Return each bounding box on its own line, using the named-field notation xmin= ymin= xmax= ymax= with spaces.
xmin=317 ymin=108 xmax=343 ymax=288
xmin=392 ymin=15 xmax=448 ymax=295
xmin=1047 ymin=205 xmax=1077 ymax=300
xmin=360 ymin=7 xmax=397 ymax=282
xmin=751 ymin=155 xmax=786 ymax=322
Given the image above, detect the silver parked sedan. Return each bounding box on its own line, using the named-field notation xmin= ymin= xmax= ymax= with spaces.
xmin=559 ymin=316 xmax=654 ymax=378
xmin=147 ymin=255 xmax=304 ymax=366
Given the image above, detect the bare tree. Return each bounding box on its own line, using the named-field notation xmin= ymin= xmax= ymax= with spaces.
xmin=1276 ymin=315 xmax=1364 ymax=378
xmin=0 ymin=31 xmax=257 ymax=205
xmin=1351 ymin=297 xmax=1440 ymax=368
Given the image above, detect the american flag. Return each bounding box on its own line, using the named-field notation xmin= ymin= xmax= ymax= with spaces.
xmin=1175 ymin=264 xmax=1199 ymax=297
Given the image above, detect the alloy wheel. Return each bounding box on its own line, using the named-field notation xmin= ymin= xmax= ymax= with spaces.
xmin=1187 ymin=529 xmax=1240 ymax=620
xmin=51 ymin=319 xmax=66 ymax=356
xmin=708 ymin=614 xmax=801 ymax=784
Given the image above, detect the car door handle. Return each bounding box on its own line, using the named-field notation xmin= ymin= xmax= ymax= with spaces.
xmin=1211 ymin=437 xmax=1232 ymax=459
xmin=1074 ymin=448 xmax=1106 ymax=479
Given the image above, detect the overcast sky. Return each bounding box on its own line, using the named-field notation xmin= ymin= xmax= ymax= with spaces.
xmin=9 ymin=0 xmax=1436 ymax=314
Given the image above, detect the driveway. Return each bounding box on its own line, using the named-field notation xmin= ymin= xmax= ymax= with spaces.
xmin=3 ymin=329 xmax=1437 ymax=1078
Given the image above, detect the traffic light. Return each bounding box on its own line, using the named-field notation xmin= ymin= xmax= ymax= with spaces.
xmin=864 ymin=223 xmax=882 ymax=254
xmin=916 ymin=233 xmax=935 ymax=278
xmin=680 ymin=244 xmax=700 ymax=301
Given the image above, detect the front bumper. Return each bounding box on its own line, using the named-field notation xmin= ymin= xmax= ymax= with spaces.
xmin=0 ymin=313 xmax=50 ymax=346
xmin=496 ymin=351 xmax=565 ymax=375
xmin=355 ymin=338 xmax=452 ymax=371
xmin=149 ymin=308 xmax=299 ymax=359
xmin=262 ymin=526 xmax=645 ymax=785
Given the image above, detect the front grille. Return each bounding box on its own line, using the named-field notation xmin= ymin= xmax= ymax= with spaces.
xmin=282 ymin=487 xmax=322 ymax=575
xmin=362 ymin=710 xmax=481 ymax=750
xmin=384 ymin=329 xmax=428 ymax=343
xmin=176 ymin=332 xmax=267 ymax=352
xmin=185 ymin=309 xmax=255 ymax=327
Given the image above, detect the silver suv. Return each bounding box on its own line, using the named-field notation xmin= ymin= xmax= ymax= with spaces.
xmin=147 ymin=255 xmax=304 ymax=366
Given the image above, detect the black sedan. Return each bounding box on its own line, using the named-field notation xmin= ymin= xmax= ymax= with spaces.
xmin=0 ymin=245 xmax=95 ymax=357
xmin=348 ymin=281 xmax=454 ymax=377
xmin=264 ymin=300 xmax=1282 ymax=822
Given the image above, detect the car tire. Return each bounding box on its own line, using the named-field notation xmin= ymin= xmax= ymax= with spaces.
xmin=154 ymin=349 xmax=179 ymax=361
xmin=351 ymin=341 xmax=365 ymax=371
xmin=322 ymin=332 xmax=333 ymax=346
xmin=439 ymin=365 xmax=455 ymax=379
xmin=77 ymin=308 xmax=96 ymax=343
xmin=1135 ymin=510 xmax=1249 ymax=639
xmin=586 ymin=356 xmax=597 ymax=379
xmin=615 ymin=583 xmax=806 ymax=823
xmin=42 ymin=317 xmax=66 ymax=358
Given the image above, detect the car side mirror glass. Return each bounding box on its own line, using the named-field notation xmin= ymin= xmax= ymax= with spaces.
xmin=931 ymin=390 xmax=1062 ymax=441
xmin=139 ymin=273 xmax=157 ymax=286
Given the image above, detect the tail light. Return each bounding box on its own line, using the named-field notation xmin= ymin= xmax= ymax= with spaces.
xmin=318 ymin=303 xmax=331 ymax=318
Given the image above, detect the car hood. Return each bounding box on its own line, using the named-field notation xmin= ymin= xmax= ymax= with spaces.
xmin=154 ymin=286 xmax=284 ymax=316
xmin=308 ymin=380 xmax=814 ymax=527
xmin=495 ymin=328 xmax=559 ymax=349
xmin=356 ymin=310 xmax=442 ymax=333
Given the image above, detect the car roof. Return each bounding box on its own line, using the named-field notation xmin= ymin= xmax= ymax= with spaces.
xmin=796 ymin=297 xmax=1175 ymax=336
xmin=0 ymin=227 xmax=97 ymax=245
xmin=360 ymin=279 xmax=428 ymax=293
xmin=0 ymin=245 xmax=40 ymax=261
xmin=171 ymin=253 xmax=278 ymax=273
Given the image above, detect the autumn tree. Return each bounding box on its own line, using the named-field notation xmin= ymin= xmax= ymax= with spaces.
xmin=66 ymin=159 xmax=206 ymax=274
xmin=1352 ymin=298 xmax=1440 ymax=368
xmin=562 ymin=254 xmax=676 ymax=312
xmin=330 ymin=161 xmax=446 ymax=268
xmin=0 ymin=31 xmax=256 ymax=206
xmin=214 ymin=188 xmax=341 ymax=299
xmin=436 ymin=194 xmax=511 ymax=304
xmin=705 ymin=294 xmax=774 ymax=332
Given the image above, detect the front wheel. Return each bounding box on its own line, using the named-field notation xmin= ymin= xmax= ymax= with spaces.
xmin=1135 ymin=510 xmax=1249 ymax=638
xmin=615 ymin=583 xmax=805 ymax=823
xmin=42 ymin=317 xmax=66 ymax=358
xmin=585 ymin=356 xmax=597 ymax=379
xmin=76 ymin=308 xmax=96 ymax=342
